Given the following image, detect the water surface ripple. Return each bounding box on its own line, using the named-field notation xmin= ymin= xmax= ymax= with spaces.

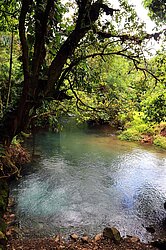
xmin=10 ymin=129 xmax=166 ymax=242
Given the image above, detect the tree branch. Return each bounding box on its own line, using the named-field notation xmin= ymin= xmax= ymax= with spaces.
xmin=68 ymin=79 xmax=98 ymax=111
xmin=47 ymin=0 xmax=119 ymax=95
xmin=57 ymin=48 xmax=131 ymax=86
xmin=97 ymin=29 xmax=166 ymax=44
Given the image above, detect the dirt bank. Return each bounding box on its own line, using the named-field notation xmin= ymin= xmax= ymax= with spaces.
xmin=7 ymin=235 xmax=159 ymax=250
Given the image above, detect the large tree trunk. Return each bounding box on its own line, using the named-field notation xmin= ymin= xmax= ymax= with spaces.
xmin=0 ymin=0 xmax=107 ymax=146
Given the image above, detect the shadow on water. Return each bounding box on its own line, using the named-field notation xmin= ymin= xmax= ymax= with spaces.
xmin=10 ymin=127 xmax=166 ymax=242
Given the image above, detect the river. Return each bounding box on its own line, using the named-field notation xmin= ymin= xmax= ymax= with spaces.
xmin=10 ymin=127 xmax=166 ymax=242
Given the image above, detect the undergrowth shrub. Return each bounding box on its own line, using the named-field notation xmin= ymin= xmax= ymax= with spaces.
xmin=118 ymin=112 xmax=154 ymax=141
xmin=153 ymin=136 xmax=166 ymax=149
xmin=0 ymin=138 xmax=30 ymax=179
xmin=118 ymin=129 xmax=142 ymax=141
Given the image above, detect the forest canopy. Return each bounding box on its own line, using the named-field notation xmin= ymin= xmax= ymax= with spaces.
xmin=0 ymin=0 xmax=165 ymax=148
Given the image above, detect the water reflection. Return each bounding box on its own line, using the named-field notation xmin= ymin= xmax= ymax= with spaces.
xmin=10 ymin=130 xmax=166 ymax=242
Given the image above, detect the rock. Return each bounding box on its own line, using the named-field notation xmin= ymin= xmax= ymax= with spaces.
xmin=164 ymin=201 xmax=166 ymax=210
xmin=6 ymin=226 xmax=19 ymax=238
xmin=5 ymin=230 xmax=12 ymax=237
xmin=126 ymin=235 xmax=140 ymax=243
xmin=151 ymin=240 xmax=166 ymax=250
xmin=59 ymin=245 xmax=66 ymax=249
xmin=160 ymin=127 xmax=166 ymax=137
xmin=145 ymin=226 xmax=155 ymax=234
xmin=141 ymin=135 xmax=153 ymax=144
xmin=54 ymin=235 xmax=61 ymax=242
xmin=111 ymin=227 xmax=121 ymax=242
xmin=81 ymin=235 xmax=89 ymax=243
xmin=103 ymin=227 xmax=121 ymax=242
xmin=8 ymin=197 xmax=15 ymax=208
xmin=6 ymin=219 xmax=18 ymax=227
xmin=70 ymin=233 xmax=79 ymax=241
xmin=9 ymin=214 xmax=15 ymax=220
xmin=103 ymin=227 xmax=114 ymax=239
xmin=162 ymin=217 xmax=166 ymax=229
xmin=94 ymin=233 xmax=102 ymax=242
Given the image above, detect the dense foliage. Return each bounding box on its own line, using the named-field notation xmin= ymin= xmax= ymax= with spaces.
xmin=0 ymin=0 xmax=165 ymax=153
xmin=143 ymin=0 xmax=166 ymax=24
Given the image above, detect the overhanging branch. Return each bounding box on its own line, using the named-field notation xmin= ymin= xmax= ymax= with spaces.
xmin=96 ymin=29 xmax=166 ymax=44
xmin=68 ymin=79 xmax=99 ymax=112
xmin=57 ymin=48 xmax=135 ymax=86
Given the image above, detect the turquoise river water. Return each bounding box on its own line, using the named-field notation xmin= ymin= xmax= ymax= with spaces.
xmin=10 ymin=127 xmax=166 ymax=242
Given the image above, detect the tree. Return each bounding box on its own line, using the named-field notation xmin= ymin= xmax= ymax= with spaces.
xmin=141 ymin=49 xmax=166 ymax=123
xmin=0 ymin=0 xmax=164 ymax=147
xmin=143 ymin=0 xmax=166 ymax=24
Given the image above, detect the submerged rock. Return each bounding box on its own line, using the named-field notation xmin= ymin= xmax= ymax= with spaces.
xmin=145 ymin=226 xmax=155 ymax=234
xmin=164 ymin=202 xmax=166 ymax=210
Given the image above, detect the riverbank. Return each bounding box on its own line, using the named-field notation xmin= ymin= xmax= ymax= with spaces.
xmin=0 ymin=180 xmax=9 ymax=250
xmin=4 ymin=196 xmax=166 ymax=250
xmin=3 ymin=192 xmax=166 ymax=250
xmin=6 ymin=231 xmax=159 ymax=250
xmin=118 ymin=119 xmax=166 ymax=150
xmin=0 ymin=142 xmax=30 ymax=249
